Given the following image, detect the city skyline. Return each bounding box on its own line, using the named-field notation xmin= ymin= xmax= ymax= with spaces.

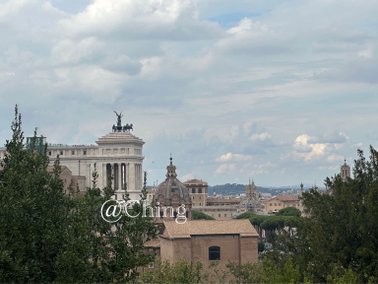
xmin=1 ymin=0 xmax=378 ymax=186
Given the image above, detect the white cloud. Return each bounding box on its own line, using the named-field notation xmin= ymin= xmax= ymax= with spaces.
xmin=216 ymin=152 xmax=253 ymax=162
xmin=292 ymin=133 xmax=347 ymax=161
xmin=250 ymin=132 xmax=271 ymax=142
xmin=0 ymin=0 xmax=377 ymax=186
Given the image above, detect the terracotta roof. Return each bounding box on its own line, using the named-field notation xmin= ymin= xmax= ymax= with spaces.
xmin=162 ymin=220 xmax=258 ymax=239
xmin=266 ymin=194 xmax=300 ymax=203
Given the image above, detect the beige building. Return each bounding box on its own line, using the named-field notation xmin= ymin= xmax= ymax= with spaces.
xmin=184 ymin=179 xmax=208 ymax=207
xmin=193 ymin=196 xmax=241 ymax=220
xmin=3 ymin=113 xmax=145 ymax=200
xmin=160 ymin=220 xmax=258 ymax=266
xmin=263 ymin=194 xmax=303 ymax=214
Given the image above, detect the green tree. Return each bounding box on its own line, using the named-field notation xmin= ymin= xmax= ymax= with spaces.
xmin=276 ymin=206 xmax=301 ymax=217
xmin=192 ymin=210 xmax=215 ymax=220
xmin=141 ymin=260 xmax=204 ymax=284
xmin=55 ymin=166 xmax=113 ymax=282
xmin=0 ymin=106 xmax=70 ymax=282
xmin=0 ymin=106 xmax=157 ymax=282
xmin=56 ymin=169 xmax=157 ymax=282
xmin=298 ymin=147 xmax=378 ymax=282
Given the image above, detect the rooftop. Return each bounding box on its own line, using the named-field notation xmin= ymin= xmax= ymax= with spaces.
xmin=162 ymin=219 xmax=258 ymax=239
xmin=266 ymin=194 xmax=300 ymax=202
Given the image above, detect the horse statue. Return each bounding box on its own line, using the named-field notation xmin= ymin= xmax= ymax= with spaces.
xmin=124 ymin=123 xmax=133 ymax=132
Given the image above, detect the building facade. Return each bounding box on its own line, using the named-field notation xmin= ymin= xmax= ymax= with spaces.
xmin=160 ymin=220 xmax=258 ymax=267
xmin=184 ymin=179 xmax=208 ymax=207
xmin=263 ymin=194 xmax=303 ymax=214
xmin=0 ymin=113 xmax=145 ymax=200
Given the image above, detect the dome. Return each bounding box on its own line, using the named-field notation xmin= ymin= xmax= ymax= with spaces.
xmin=153 ymin=157 xmax=192 ymax=207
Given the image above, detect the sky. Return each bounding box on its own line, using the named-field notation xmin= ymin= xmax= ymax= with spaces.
xmin=1 ymin=0 xmax=378 ymax=187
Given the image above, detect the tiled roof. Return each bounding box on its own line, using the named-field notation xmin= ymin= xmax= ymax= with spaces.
xmin=265 ymin=194 xmax=300 ymax=202
xmin=162 ymin=220 xmax=258 ymax=239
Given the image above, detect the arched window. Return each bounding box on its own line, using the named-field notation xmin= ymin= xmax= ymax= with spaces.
xmin=209 ymin=246 xmax=220 ymax=261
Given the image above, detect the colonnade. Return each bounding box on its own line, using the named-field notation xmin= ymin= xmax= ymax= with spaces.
xmin=101 ymin=162 xmax=142 ymax=192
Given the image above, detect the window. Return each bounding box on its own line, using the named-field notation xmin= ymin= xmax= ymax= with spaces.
xmin=60 ymin=151 xmax=63 ymax=155
xmin=198 ymin=188 xmax=202 ymax=193
xmin=71 ymin=150 xmax=75 ymax=155
xmin=48 ymin=151 xmax=51 ymax=156
xmin=209 ymin=246 xmax=220 ymax=261
xmin=83 ymin=150 xmax=87 ymax=155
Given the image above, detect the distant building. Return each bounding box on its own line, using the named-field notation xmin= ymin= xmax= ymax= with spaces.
xmin=184 ymin=179 xmax=208 ymax=207
xmin=160 ymin=220 xmax=258 ymax=266
xmin=143 ymin=163 xmax=259 ymax=275
xmin=46 ymin=165 xmax=85 ymax=195
xmin=340 ymin=159 xmax=351 ymax=182
xmin=146 ymin=186 xmax=157 ymax=205
xmin=1 ymin=114 xmax=145 ymax=200
xmin=143 ymin=220 xmax=259 ymax=273
xmin=193 ymin=196 xmax=241 ymax=220
xmin=240 ymin=180 xmax=262 ymax=212
xmin=153 ymin=157 xmax=192 ymax=222
xmin=263 ymin=194 xmax=303 ymax=214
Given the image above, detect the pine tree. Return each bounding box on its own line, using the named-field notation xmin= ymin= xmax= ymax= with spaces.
xmin=299 ymin=146 xmax=378 ymax=282
xmin=0 ymin=105 xmax=70 ymax=282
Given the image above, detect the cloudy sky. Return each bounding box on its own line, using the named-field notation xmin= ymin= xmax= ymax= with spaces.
xmin=1 ymin=0 xmax=377 ymax=187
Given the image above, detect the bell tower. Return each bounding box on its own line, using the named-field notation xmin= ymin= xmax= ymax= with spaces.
xmin=340 ymin=159 xmax=351 ymax=182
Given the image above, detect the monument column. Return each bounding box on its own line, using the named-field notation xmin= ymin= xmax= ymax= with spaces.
xmin=129 ymin=162 xmax=135 ymax=192
xmin=101 ymin=163 xmax=106 ymax=189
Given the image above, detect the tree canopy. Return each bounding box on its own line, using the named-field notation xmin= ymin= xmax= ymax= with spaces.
xmin=0 ymin=106 xmax=156 ymax=282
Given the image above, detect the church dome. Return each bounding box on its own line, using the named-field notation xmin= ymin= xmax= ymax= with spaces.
xmin=153 ymin=157 xmax=192 ymax=207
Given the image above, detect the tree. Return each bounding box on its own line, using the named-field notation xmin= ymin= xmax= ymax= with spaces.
xmin=141 ymin=260 xmax=204 ymax=284
xmin=276 ymin=207 xmax=301 ymax=217
xmin=296 ymin=147 xmax=378 ymax=282
xmin=0 ymin=106 xmax=157 ymax=282
xmin=192 ymin=210 xmax=215 ymax=220
xmin=0 ymin=106 xmax=70 ymax=282
xmin=56 ymin=169 xmax=157 ymax=282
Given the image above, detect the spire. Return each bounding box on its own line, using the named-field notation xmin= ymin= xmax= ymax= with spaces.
xmin=166 ymin=155 xmax=177 ymax=178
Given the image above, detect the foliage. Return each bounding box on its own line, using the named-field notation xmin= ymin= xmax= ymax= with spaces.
xmin=276 ymin=206 xmax=301 ymax=217
xmin=0 ymin=106 xmax=70 ymax=282
xmin=192 ymin=210 xmax=215 ymax=220
xmin=237 ymin=212 xmax=303 ymax=242
xmin=0 ymin=106 xmax=157 ymax=282
xmin=297 ymin=146 xmax=378 ymax=282
xmin=227 ymin=258 xmax=302 ymax=284
xmin=227 ymin=261 xmax=264 ymax=284
xmin=141 ymin=260 xmax=204 ymax=284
